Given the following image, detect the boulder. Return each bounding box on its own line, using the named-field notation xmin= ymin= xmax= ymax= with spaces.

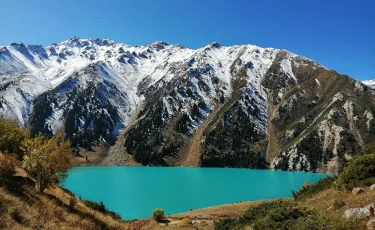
xmin=344 ymin=203 xmax=375 ymax=219
xmin=370 ymin=184 xmax=375 ymax=190
xmin=352 ymin=187 xmax=364 ymax=195
xmin=367 ymin=218 xmax=375 ymax=230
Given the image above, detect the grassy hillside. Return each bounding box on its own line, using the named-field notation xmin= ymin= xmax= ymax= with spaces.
xmin=2 ymin=115 xmax=375 ymax=229
xmin=214 ymin=145 xmax=375 ymax=230
xmin=0 ymin=170 xmax=130 ymax=229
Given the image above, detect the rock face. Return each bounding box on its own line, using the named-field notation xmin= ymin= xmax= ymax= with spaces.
xmin=1 ymin=37 xmax=375 ymax=172
xmin=344 ymin=203 xmax=374 ymax=219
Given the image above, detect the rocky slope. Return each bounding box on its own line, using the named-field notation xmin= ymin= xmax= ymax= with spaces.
xmin=1 ymin=37 xmax=374 ymax=173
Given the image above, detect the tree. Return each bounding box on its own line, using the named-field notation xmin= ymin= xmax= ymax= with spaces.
xmin=0 ymin=153 xmax=17 ymax=184
xmin=22 ymin=135 xmax=73 ymax=193
xmin=0 ymin=119 xmax=30 ymax=159
xmin=336 ymin=152 xmax=375 ymax=190
xmin=152 ymin=208 xmax=165 ymax=222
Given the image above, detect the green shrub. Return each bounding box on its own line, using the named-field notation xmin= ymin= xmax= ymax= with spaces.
xmin=214 ymin=218 xmax=240 ymax=230
xmin=240 ymin=200 xmax=305 ymax=229
xmin=292 ymin=176 xmax=336 ymax=200
xmin=68 ymin=197 xmax=77 ymax=210
xmin=292 ymin=213 xmax=361 ymax=230
xmin=357 ymin=140 xmax=375 ymax=156
xmin=83 ymin=200 xmax=106 ymax=212
xmin=214 ymin=200 xmax=361 ymax=230
xmin=152 ymin=208 xmax=164 ymax=222
xmin=0 ymin=153 xmax=17 ymax=184
xmin=332 ymin=199 xmax=346 ymax=210
xmin=336 ymin=153 xmax=375 ymax=190
xmin=0 ymin=119 xmax=30 ymax=159
xmin=82 ymin=200 xmax=121 ymax=219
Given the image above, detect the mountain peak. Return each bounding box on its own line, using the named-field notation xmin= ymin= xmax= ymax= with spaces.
xmin=60 ymin=37 xmax=116 ymax=48
xmin=149 ymin=41 xmax=169 ymax=50
xmin=209 ymin=42 xmax=222 ymax=48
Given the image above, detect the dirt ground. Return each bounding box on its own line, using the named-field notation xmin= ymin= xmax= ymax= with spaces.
xmin=71 ymin=145 xmax=109 ymax=166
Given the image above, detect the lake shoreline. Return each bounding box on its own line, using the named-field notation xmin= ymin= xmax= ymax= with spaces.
xmin=166 ymin=198 xmax=290 ymax=219
xmin=62 ymin=166 xmax=329 ymax=220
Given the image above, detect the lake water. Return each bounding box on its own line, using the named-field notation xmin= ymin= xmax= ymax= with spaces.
xmin=61 ymin=166 xmax=329 ymax=220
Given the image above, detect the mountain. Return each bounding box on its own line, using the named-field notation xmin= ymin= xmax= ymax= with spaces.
xmin=363 ymin=80 xmax=375 ymax=89
xmin=1 ymin=37 xmax=374 ymax=173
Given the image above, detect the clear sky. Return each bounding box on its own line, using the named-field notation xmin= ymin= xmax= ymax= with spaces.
xmin=0 ymin=0 xmax=374 ymax=80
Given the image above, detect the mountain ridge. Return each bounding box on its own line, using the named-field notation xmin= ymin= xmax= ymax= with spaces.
xmin=0 ymin=37 xmax=374 ymax=173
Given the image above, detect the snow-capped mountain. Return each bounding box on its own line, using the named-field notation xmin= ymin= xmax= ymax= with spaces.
xmin=363 ymin=80 xmax=375 ymax=89
xmin=1 ymin=37 xmax=374 ymax=173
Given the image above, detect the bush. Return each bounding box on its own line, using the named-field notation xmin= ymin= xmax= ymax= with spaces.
xmin=239 ymin=200 xmax=305 ymax=229
xmin=214 ymin=218 xmax=239 ymax=230
xmin=0 ymin=119 xmax=30 ymax=159
xmin=292 ymin=176 xmax=336 ymax=200
xmin=336 ymin=153 xmax=375 ymax=190
xmin=178 ymin=218 xmax=192 ymax=227
xmin=0 ymin=153 xmax=17 ymax=183
xmin=152 ymin=208 xmax=164 ymax=222
xmin=332 ymin=199 xmax=346 ymax=210
xmin=23 ymin=135 xmax=73 ymax=192
xmin=82 ymin=200 xmax=121 ymax=219
xmin=82 ymin=200 xmax=109 ymax=213
xmin=214 ymin=200 xmax=361 ymax=230
xmin=357 ymin=140 xmax=375 ymax=156
xmin=68 ymin=197 xmax=77 ymax=210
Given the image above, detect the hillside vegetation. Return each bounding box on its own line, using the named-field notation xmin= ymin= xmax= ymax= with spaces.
xmin=214 ymin=143 xmax=375 ymax=230
xmin=2 ymin=117 xmax=375 ymax=229
xmin=0 ymin=119 xmax=130 ymax=229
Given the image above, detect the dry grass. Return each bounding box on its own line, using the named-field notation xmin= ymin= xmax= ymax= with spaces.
xmin=299 ymin=187 xmax=375 ymax=213
xmin=296 ymin=186 xmax=375 ymax=228
xmin=71 ymin=145 xmax=109 ymax=166
xmin=0 ymin=174 xmax=131 ymax=229
xmin=169 ymin=199 xmax=280 ymax=220
xmin=3 ymin=174 xmax=371 ymax=229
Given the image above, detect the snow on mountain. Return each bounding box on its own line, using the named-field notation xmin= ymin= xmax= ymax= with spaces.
xmin=363 ymin=79 xmax=375 ymax=89
xmin=0 ymin=37 xmax=287 ymax=128
xmin=2 ymin=37 xmax=373 ymax=173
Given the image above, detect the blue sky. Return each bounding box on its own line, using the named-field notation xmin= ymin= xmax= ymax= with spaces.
xmin=0 ymin=0 xmax=374 ymax=80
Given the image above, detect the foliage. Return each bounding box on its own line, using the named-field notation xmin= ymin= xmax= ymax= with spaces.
xmin=82 ymin=200 xmax=121 ymax=219
xmin=239 ymin=200 xmax=305 ymax=229
xmin=125 ymin=103 xmax=169 ymax=165
xmin=356 ymin=139 xmax=375 ymax=156
xmin=152 ymin=208 xmax=165 ymax=222
xmin=178 ymin=218 xmax=192 ymax=227
xmin=0 ymin=153 xmax=17 ymax=183
xmin=214 ymin=200 xmax=361 ymax=230
xmin=336 ymin=152 xmax=375 ymax=190
xmin=292 ymin=176 xmax=336 ymax=200
xmin=68 ymin=196 xmax=77 ymax=210
xmin=0 ymin=119 xmax=30 ymax=159
xmin=332 ymin=199 xmax=346 ymax=210
xmin=201 ymin=93 xmax=268 ymax=169
xmin=22 ymin=135 xmax=73 ymax=192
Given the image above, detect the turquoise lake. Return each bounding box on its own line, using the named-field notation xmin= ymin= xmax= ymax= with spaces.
xmin=61 ymin=166 xmax=330 ymax=220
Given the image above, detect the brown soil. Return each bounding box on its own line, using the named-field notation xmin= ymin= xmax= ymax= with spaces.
xmin=173 ymin=106 xmax=223 ymax=167
xmin=266 ymin=93 xmax=282 ymax=162
xmin=71 ymin=145 xmax=109 ymax=166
